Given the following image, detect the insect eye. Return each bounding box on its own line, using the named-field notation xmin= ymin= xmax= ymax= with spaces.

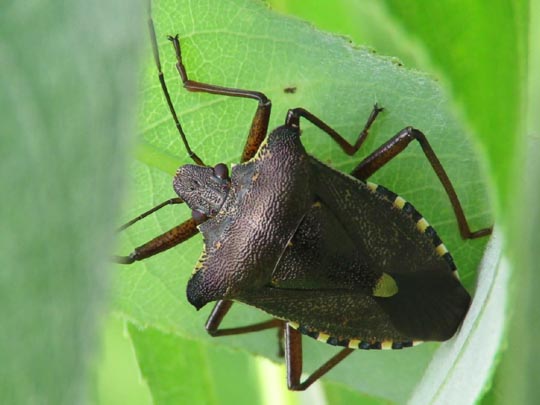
xmin=214 ymin=163 xmax=229 ymax=180
xmin=190 ymin=180 xmax=201 ymax=191
xmin=192 ymin=210 xmax=207 ymax=224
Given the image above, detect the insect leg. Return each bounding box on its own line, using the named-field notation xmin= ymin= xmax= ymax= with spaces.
xmin=114 ymin=218 xmax=199 ymax=264
xmin=285 ymin=325 xmax=354 ymax=391
xmin=167 ymin=35 xmax=272 ymax=162
xmin=205 ymin=300 xmax=285 ymax=336
xmin=352 ymin=127 xmax=492 ymax=239
xmin=285 ymin=104 xmax=384 ymax=155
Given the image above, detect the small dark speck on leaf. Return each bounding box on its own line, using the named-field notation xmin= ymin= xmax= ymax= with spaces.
xmin=284 ymin=87 xmax=297 ymax=94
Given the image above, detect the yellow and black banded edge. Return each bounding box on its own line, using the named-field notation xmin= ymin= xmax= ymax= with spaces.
xmin=288 ymin=321 xmax=423 ymax=350
xmin=192 ymin=246 xmax=208 ymax=275
xmin=366 ymin=181 xmax=459 ymax=278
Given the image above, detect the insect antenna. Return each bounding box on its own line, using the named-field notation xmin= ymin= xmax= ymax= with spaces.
xmin=116 ymin=197 xmax=184 ymax=232
xmin=147 ymin=4 xmax=205 ymax=166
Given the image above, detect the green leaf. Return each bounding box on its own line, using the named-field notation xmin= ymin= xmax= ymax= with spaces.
xmin=323 ymin=381 xmax=389 ymax=405
xmin=269 ymin=0 xmax=427 ymax=70
xmin=96 ymin=317 xmax=152 ymax=405
xmin=485 ymin=0 xmax=540 ymax=403
xmin=0 ymin=0 xmax=144 ymax=403
xmin=115 ymin=0 xmax=496 ymax=401
xmin=127 ymin=323 xmax=300 ymax=405
xmin=379 ymin=0 xmax=528 ymax=216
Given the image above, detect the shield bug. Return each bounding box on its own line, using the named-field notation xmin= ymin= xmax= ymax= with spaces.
xmin=116 ymin=11 xmax=492 ymax=391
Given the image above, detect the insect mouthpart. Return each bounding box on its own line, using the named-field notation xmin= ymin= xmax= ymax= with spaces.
xmin=173 ymin=163 xmax=231 ymax=219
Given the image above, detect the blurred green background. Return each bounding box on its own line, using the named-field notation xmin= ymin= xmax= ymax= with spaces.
xmin=1 ymin=0 xmax=537 ymax=404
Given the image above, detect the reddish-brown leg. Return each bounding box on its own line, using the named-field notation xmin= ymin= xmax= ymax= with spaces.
xmin=205 ymin=299 xmax=355 ymax=390
xmin=205 ymin=300 xmax=284 ymax=336
xmin=285 ymin=325 xmax=354 ymax=391
xmin=286 ymin=104 xmax=383 ymax=155
xmin=114 ymin=197 xmax=199 ymax=264
xmin=205 ymin=300 xmax=285 ymax=357
xmin=168 ymin=34 xmax=271 ymax=163
xmin=351 ymin=127 xmax=492 ymax=239
xmin=115 ymin=218 xmax=199 ymax=264
xmin=286 ymin=107 xmax=491 ymax=240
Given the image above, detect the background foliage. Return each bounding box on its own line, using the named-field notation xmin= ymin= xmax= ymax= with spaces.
xmin=1 ymin=0 xmax=536 ymax=404
xmin=0 ymin=0 xmax=145 ymax=403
